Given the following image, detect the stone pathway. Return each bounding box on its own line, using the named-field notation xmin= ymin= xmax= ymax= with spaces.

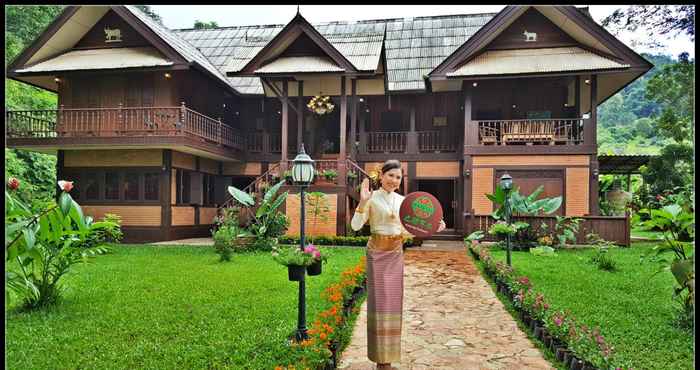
xmin=338 ymin=244 xmax=555 ymax=370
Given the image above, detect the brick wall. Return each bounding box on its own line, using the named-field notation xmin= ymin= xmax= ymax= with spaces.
xmin=285 ymin=193 xmax=338 ymax=237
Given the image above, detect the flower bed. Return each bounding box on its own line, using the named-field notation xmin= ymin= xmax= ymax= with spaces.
xmin=279 ymin=235 xmax=421 ymax=248
xmin=469 ymin=243 xmax=632 ymax=370
xmin=275 ymin=256 xmax=367 ymax=370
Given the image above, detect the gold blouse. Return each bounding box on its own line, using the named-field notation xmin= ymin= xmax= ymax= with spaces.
xmin=350 ymin=188 xmax=414 ymax=238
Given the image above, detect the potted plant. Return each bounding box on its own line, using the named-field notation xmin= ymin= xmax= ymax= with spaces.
xmin=322 ymin=169 xmax=338 ymax=183
xmin=271 ymin=246 xmax=314 ymax=281
xmin=283 ymin=170 xmax=293 ymax=182
xmin=303 ymin=244 xmax=328 ymax=276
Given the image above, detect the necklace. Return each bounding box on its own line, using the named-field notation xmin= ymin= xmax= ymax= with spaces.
xmin=379 ymin=189 xmax=398 ymax=220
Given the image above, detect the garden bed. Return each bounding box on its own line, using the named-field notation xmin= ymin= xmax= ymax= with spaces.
xmin=468 ymin=242 xmax=693 ymax=370
xmin=6 ymin=244 xmax=366 ymax=369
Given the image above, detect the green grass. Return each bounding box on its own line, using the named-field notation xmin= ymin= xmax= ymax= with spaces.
xmin=487 ymin=242 xmax=693 ymax=370
xmin=631 ymin=227 xmax=664 ymax=240
xmin=6 ymin=244 xmax=365 ymax=369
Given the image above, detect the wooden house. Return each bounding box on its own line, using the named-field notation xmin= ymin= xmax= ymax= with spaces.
xmin=6 ymin=5 xmax=652 ymax=243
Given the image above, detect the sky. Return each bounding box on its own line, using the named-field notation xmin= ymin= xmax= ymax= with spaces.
xmin=150 ymin=5 xmax=694 ymax=58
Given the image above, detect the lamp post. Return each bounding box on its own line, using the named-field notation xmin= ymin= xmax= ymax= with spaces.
xmin=500 ymin=173 xmax=513 ymax=266
xmin=291 ymin=143 xmax=315 ymax=342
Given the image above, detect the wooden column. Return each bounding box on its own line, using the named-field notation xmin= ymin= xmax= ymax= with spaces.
xmin=350 ymin=79 xmax=357 ymax=159
xmin=161 ymin=149 xmax=172 ymax=241
xmin=281 ymin=80 xmax=289 ymax=171
xmin=589 ymin=74 xmax=599 ymax=215
xmin=55 ymin=150 xmax=65 ymax=201
xmin=462 ymin=154 xmax=472 ymax=232
xmin=407 ymin=103 xmax=418 ymax=154
xmin=339 ymin=76 xmax=347 ymax=164
xmin=463 ymin=85 xmax=477 ymax=151
xmin=297 ymin=81 xmax=304 ymax=150
xmin=337 ymin=76 xmax=348 ymax=236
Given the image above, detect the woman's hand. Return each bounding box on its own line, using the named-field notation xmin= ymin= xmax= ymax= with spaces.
xmin=359 ymin=178 xmax=372 ymax=204
xmin=437 ymin=220 xmax=446 ymax=232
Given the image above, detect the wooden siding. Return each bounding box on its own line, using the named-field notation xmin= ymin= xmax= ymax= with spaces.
xmin=171 ymin=206 xmax=195 ymax=226
xmin=222 ymin=162 xmax=262 ymax=176
xmin=64 ymin=149 xmax=162 ymax=167
xmin=416 ymin=161 xmax=460 ymax=178
xmin=472 ymin=167 xmax=494 ymax=215
xmin=74 ymin=9 xmax=150 ymax=49
xmin=199 ymin=207 xmax=218 ymax=225
xmin=566 ymin=167 xmax=590 ymax=216
xmin=285 ymin=193 xmax=338 ymax=237
xmin=82 ymin=205 xmax=161 ymax=226
xmin=171 ymin=169 xmax=177 ymax=205
xmin=363 ymin=161 xmax=408 ymax=174
xmin=472 ymin=155 xmax=589 ymax=167
xmin=486 ymin=8 xmax=577 ymax=50
xmin=199 ymin=157 xmax=219 ymax=174
xmin=172 ymin=150 xmax=195 ymax=170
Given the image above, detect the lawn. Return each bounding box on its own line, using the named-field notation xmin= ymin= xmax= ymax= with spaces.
xmin=631 ymin=226 xmax=664 ymax=240
xmin=5 ymin=244 xmax=365 ymax=369
xmin=486 ymin=242 xmax=694 ymax=370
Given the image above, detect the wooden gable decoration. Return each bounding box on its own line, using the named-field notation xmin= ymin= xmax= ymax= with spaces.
xmin=235 ymin=12 xmax=358 ymax=75
xmin=74 ymin=9 xmax=150 ymax=49
xmin=485 ymin=8 xmax=577 ymax=51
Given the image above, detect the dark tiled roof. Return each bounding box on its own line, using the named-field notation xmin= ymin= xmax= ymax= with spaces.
xmin=172 ymin=12 xmax=497 ymax=94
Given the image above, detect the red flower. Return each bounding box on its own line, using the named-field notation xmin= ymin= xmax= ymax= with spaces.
xmin=57 ymin=180 xmax=74 ymax=193
xmin=7 ymin=177 xmax=20 ymax=190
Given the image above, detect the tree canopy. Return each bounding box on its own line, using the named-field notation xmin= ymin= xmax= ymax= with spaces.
xmin=194 ymin=20 xmax=219 ymax=29
xmin=602 ymin=5 xmax=695 ymax=48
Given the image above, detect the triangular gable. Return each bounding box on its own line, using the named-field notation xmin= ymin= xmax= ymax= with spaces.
xmin=429 ymin=5 xmax=652 ymax=78
xmin=234 ymin=12 xmax=359 ymax=76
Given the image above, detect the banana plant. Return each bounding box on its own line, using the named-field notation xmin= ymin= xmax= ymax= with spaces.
xmin=227 ymin=180 xmax=289 ymax=240
xmin=487 ymin=184 xmax=562 ymax=220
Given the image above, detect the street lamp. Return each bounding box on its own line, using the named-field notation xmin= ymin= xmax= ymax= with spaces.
xmin=500 ymin=173 xmax=513 ymax=266
xmin=291 ymin=143 xmax=315 ymax=342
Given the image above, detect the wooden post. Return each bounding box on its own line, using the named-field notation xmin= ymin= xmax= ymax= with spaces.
xmin=338 ymin=76 xmax=347 ymax=186
xmin=463 ymin=85 xmax=477 ymax=151
xmin=297 ymin=81 xmax=304 ymax=151
xmin=281 ymin=80 xmax=289 ymax=172
xmin=350 ymin=79 xmax=357 ymax=159
xmin=407 ymin=103 xmax=418 ymax=154
xmin=588 ymin=75 xmax=599 ymax=215
xmin=180 ymin=101 xmax=186 ymax=134
xmin=217 ymin=118 xmax=223 ymax=146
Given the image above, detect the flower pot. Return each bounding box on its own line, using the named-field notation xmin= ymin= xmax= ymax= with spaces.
xmin=288 ymin=265 xmax=306 ymax=281
xmin=543 ymin=335 xmax=552 ymax=347
xmin=550 ymin=338 xmax=563 ymax=353
xmin=556 ymin=347 xmax=571 ymax=363
xmin=569 ymin=358 xmax=584 ymax=370
xmin=534 ymin=326 xmax=544 ymax=339
xmin=581 ymin=362 xmax=596 ymax=370
xmin=307 ymin=260 xmax=322 ymax=276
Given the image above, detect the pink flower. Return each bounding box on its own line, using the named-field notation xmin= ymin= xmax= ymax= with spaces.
xmin=554 ymin=317 xmax=563 ymax=326
xmin=58 ymin=180 xmax=74 ymax=193
xmin=7 ymin=177 xmax=20 ymax=190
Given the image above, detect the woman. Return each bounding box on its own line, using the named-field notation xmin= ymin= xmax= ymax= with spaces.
xmin=350 ymin=159 xmax=445 ymax=370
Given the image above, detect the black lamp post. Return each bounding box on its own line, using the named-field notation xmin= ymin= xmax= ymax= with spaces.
xmin=500 ymin=173 xmax=513 ymax=266
xmin=291 ymin=143 xmax=315 ymax=342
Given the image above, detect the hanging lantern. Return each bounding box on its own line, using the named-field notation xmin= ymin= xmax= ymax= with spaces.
xmin=307 ymin=95 xmax=335 ymax=115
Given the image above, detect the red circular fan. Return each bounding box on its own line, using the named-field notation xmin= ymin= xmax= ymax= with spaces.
xmin=399 ymin=191 xmax=443 ymax=238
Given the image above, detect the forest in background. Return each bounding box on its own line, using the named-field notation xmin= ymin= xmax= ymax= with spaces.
xmin=4 ymin=5 xmax=694 ymax=207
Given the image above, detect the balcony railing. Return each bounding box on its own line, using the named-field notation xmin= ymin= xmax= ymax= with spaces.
xmin=417 ymin=130 xmax=457 ymax=152
xmin=367 ymin=131 xmax=407 ymax=153
xmin=477 ymin=118 xmax=584 ymax=145
xmin=6 ymin=106 xmax=245 ymax=150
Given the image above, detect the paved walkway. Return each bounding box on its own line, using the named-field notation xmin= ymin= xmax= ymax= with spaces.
xmin=338 ymin=243 xmax=555 ymax=370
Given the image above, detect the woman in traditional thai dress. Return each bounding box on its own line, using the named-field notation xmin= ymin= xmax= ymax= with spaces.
xmin=350 ymin=159 xmax=445 ymax=370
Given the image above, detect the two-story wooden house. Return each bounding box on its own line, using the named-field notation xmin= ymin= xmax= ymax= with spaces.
xmin=6 ymin=5 xmax=652 ymax=242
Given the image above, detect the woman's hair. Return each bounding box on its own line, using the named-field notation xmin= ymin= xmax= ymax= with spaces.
xmin=381 ymin=159 xmax=402 ymax=174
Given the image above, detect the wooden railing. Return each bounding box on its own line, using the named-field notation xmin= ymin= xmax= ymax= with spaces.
xmin=477 ymin=118 xmax=584 ymax=145
xmin=6 ymin=105 xmax=245 ymax=150
xmin=417 ymin=130 xmax=457 ymax=152
xmin=367 ymin=131 xmax=407 ymax=153
xmin=465 ymin=212 xmax=630 ymax=246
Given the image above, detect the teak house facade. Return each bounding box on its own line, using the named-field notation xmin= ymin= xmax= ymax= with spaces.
xmin=6 ymin=5 xmax=652 ymax=242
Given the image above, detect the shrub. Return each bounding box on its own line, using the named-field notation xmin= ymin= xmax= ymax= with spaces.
xmin=80 ymin=213 xmax=123 ymax=249
xmin=212 ymin=224 xmax=254 ymax=261
xmin=554 ymin=216 xmax=583 ymax=247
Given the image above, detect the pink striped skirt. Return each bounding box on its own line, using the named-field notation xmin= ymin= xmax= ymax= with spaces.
xmin=365 ymin=234 xmax=404 ymax=363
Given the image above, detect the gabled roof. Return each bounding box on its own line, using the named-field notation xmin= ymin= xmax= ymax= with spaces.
xmin=15 ymin=47 xmax=173 ymax=73
xmin=231 ymin=12 xmax=359 ymax=76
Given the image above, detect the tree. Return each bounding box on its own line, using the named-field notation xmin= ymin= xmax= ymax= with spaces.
xmin=640 ymin=143 xmax=694 ymax=197
xmin=645 ymin=53 xmax=695 ymax=144
xmin=602 ymin=5 xmax=695 ymax=48
xmin=194 ymin=20 xmax=219 ymax=29
xmin=133 ymin=5 xmax=163 ymax=25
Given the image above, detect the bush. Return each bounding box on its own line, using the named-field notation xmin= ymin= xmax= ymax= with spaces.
xmin=80 ymin=213 xmax=123 ymax=249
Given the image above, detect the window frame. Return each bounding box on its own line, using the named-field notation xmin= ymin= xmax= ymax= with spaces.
xmin=61 ymin=167 xmax=162 ymax=205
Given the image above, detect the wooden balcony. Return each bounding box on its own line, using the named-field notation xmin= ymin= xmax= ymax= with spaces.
xmin=360 ymin=130 xmax=457 ymax=153
xmin=6 ymin=105 xmax=246 ymax=158
xmin=477 ymin=118 xmax=584 ymax=146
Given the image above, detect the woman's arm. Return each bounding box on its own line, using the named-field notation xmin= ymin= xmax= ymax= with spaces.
xmin=350 ymin=178 xmax=372 ymax=231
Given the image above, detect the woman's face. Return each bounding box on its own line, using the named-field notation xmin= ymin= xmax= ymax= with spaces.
xmin=380 ymin=168 xmax=402 ymax=192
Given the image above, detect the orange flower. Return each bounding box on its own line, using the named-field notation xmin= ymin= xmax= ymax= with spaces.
xmin=320 ymin=333 xmax=327 ymax=340
xmin=329 ymin=306 xmax=337 ymax=315
xmin=275 ymin=367 xmax=284 ymax=370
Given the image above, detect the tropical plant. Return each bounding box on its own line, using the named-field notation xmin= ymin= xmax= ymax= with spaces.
xmin=487 ymin=184 xmax=563 ymax=220
xmin=305 ymin=191 xmax=330 ymax=242
xmin=227 ymin=180 xmax=290 ymax=251
xmin=464 ymin=230 xmax=485 ymax=244
xmin=639 ymin=203 xmax=695 ymax=327
xmin=321 ymin=169 xmax=338 ymax=182
xmin=79 ymin=213 xmax=123 ymax=249
xmin=554 ymin=216 xmax=583 ymax=247
xmin=271 ymin=246 xmax=314 ymax=267
xmin=212 ymin=223 xmax=254 ymax=261
xmin=5 ymin=180 xmax=112 ymax=309
xmin=529 ymin=246 xmax=556 ymax=257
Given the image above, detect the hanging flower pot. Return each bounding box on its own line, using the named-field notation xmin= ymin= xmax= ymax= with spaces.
xmin=288 ymin=265 xmax=306 ymax=281
xmin=307 ymin=259 xmax=322 ymax=276
xmin=307 ymin=95 xmax=335 ymax=115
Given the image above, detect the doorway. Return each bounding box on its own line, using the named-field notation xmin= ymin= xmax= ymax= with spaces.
xmin=416 ymin=179 xmax=456 ymax=229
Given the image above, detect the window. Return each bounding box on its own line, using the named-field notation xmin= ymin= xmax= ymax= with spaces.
xmin=123 ymin=173 xmax=140 ymax=201
xmin=84 ymin=173 xmax=100 ymax=200
xmin=176 ymin=169 xmax=191 ymax=204
xmin=105 ymin=172 xmax=120 ymax=200
xmin=144 ymin=173 xmax=160 ymax=201
xmin=380 ymin=111 xmax=403 ymax=131
xmin=203 ymin=173 xmax=217 ymax=205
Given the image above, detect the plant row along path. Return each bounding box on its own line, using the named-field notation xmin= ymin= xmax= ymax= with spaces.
xmin=339 ymin=248 xmax=554 ymax=370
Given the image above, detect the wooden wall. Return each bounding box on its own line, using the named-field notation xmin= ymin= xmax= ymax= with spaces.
xmin=74 ymin=9 xmax=150 ymax=49
xmin=222 ymin=162 xmax=262 ymax=176
xmin=172 ymin=206 xmax=195 ymax=226
xmin=199 ymin=207 xmax=219 ymax=225
xmin=63 ymin=71 xmax=175 ymax=109
xmin=82 ymin=205 xmax=161 ymax=226
xmin=486 ymin=8 xmax=577 ymax=50
xmin=416 ymin=161 xmax=460 ymax=178
xmin=172 ymin=151 xmax=196 ymax=170
xmin=64 ymin=149 xmax=162 ymax=167
xmin=285 ymin=193 xmax=338 ymax=237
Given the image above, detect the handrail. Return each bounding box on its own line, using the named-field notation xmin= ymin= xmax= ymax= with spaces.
xmin=477 ymin=117 xmax=584 ymax=145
